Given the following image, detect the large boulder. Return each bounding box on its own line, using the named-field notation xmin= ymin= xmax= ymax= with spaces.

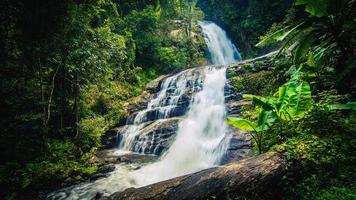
xmin=102 ymin=152 xmax=286 ymax=200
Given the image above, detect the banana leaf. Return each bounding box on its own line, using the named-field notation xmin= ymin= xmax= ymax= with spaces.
xmin=227 ymin=117 xmax=258 ymax=132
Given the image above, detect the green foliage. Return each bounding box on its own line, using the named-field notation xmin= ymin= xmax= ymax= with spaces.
xmin=231 ymin=70 xmax=276 ymax=96
xmin=198 ymin=0 xmax=292 ymax=57
xmin=227 ymin=118 xmax=257 ymax=132
xmin=0 ymin=0 xmax=204 ymax=198
xmin=242 ymin=68 xmax=313 ymax=123
xmin=78 ymin=117 xmax=107 ymax=153
xmin=295 ymin=0 xmax=328 ymax=18
xmin=258 ymin=0 xmax=356 ymax=92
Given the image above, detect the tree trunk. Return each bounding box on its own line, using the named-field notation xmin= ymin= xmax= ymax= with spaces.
xmin=38 ymin=57 xmax=46 ymax=126
xmin=74 ymin=71 xmax=80 ymax=138
xmin=45 ymin=64 xmax=60 ymax=126
xmin=102 ymin=152 xmax=286 ymax=200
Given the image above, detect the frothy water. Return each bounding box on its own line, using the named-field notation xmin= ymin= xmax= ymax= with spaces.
xmin=198 ymin=21 xmax=242 ymax=64
xmin=45 ymin=21 xmax=241 ymax=200
xmin=129 ymin=66 xmax=230 ymax=186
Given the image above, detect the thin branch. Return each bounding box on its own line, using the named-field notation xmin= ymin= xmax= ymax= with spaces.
xmin=45 ymin=64 xmax=61 ymax=126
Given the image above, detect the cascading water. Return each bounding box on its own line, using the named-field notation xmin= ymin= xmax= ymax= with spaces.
xmin=118 ymin=70 xmax=203 ymax=154
xmin=45 ymin=21 xmax=241 ymax=200
xmin=198 ymin=21 xmax=242 ymax=65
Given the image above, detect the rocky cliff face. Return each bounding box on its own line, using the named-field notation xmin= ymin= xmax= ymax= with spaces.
xmin=101 ymin=52 xmax=276 ymax=164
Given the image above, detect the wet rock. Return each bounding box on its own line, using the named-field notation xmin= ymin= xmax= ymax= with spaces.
xmin=129 ymin=117 xmax=181 ymax=155
xmin=116 ymin=154 xmax=158 ymax=164
xmin=94 ymin=192 xmax=104 ymax=199
xmin=105 ymin=152 xmax=286 ymax=200
xmin=123 ymin=91 xmax=151 ymax=115
xmin=101 ymin=126 xmax=128 ymax=149
xmin=146 ymin=75 xmax=167 ymax=93
xmin=90 ymin=173 xmax=109 ymax=181
xmin=225 ymin=99 xmax=252 ymax=116
xmin=117 ymin=156 xmax=130 ymax=163
xmin=97 ymin=164 xmax=116 ymax=174
xmin=100 ymin=129 xmax=118 ymax=149
xmin=220 ymin=127 xmax=252 ymax=165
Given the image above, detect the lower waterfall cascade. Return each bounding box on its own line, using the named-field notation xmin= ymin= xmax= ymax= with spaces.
xmin=45 ymin=20 xmax=242 ymax=200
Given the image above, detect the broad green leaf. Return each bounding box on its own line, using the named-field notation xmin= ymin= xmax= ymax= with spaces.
xmin=227 ymin=117 xmax=257 ymax=132
xmin=277 ymin=75 xmax=297 ymax=112
xmin=256 ymin=26 xmax=290 ymax=47
xmin=289 ymin=82 xmax=313 ymax=119
xmin=257 ymin=110 xmax=278 ymax=131
xmin=295 ymin=0 xmax=328 ymax=17
xmin=293 ymin=31 xmax=316 ymax=64
xmin=243 ymin=94 xmax=274 ymax=111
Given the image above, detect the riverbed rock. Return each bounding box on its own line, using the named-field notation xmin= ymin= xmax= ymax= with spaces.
xmin=221 ymin=127 xmax=252 ymax=165
xmin=97 ymin=164 xmax=116 ymax=174
xmin=123 ymin=91 xmax=151 ymax=115
xmin=146 ymin=75 xmax=167 ymax=93
xmin=90 ymin=173 xmax=109 ymax=181
xmin=116 ymin=154 xmax=158 ymax=164
xmin=225 ymin=99 xmax=252 ymax=116
xmin=103 ymin=152 xmax=286 ymax=200
xmin=101 ymin=126 xmax=129 ymax=149
xmin=130 ymin=117 xmax=181 ymax=155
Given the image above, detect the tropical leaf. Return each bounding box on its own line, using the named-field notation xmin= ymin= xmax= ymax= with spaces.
xmin=293 ymin=31 xmax=317 ymax=64
xmin=243 ymin=94 xmax=275 ymax=111
xmin=277 ymin=22 xmax=305 ymax=41
xmin=289 ymin=81 xmax=313 ymax=119
xmin=256 ymin=26 xmax=290 ymax=47
xmin=295 ymin=0 xmax=328 ymax=17
xmin=257 ymin=110 xmax=278 ymax=131
xmin=277 ymin=71 xmax=298 ymax=113
xmin=227 ymin=117 xmax=257 ymax=132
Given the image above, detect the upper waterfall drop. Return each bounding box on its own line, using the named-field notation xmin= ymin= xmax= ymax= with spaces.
xmin=198 ymin=21 xmax=242 ymax=65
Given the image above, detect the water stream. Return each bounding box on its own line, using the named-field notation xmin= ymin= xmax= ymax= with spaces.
xmin=45 ymin=21 xmax=241 ymax=200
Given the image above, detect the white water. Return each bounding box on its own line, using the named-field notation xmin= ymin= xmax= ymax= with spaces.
xmin=119 ymin=69 xmax=203 ymax=153
xmin=198 ymin=21 xmax=242 ymax=64
xmin=45 ymin=21 xmax=241 ymax=200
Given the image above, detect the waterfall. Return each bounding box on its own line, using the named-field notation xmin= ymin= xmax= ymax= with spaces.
xmin=118 ymin=70 xmax=203 ymax=153
xmin=198 ymin=21 xmax=242 ymax=64
xmin=45 ymin=21 xmax=241 ymax=200
xmin=127 ymin=21 xmax=242 ymax=185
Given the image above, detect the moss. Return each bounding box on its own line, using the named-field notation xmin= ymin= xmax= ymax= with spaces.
xmin=226 ymin=70 xmax=238 ymax=79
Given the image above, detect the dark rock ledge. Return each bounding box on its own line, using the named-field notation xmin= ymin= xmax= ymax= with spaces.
xmin=99 ymin=152 xmax=286 ymax=200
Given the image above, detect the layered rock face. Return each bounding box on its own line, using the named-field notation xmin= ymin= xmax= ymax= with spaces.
xmin=106 ymin=68 xmax=205 ymax=156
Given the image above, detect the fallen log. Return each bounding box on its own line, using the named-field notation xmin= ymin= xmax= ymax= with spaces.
xmin=102 ymin=152 xmax=286 ymax=200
